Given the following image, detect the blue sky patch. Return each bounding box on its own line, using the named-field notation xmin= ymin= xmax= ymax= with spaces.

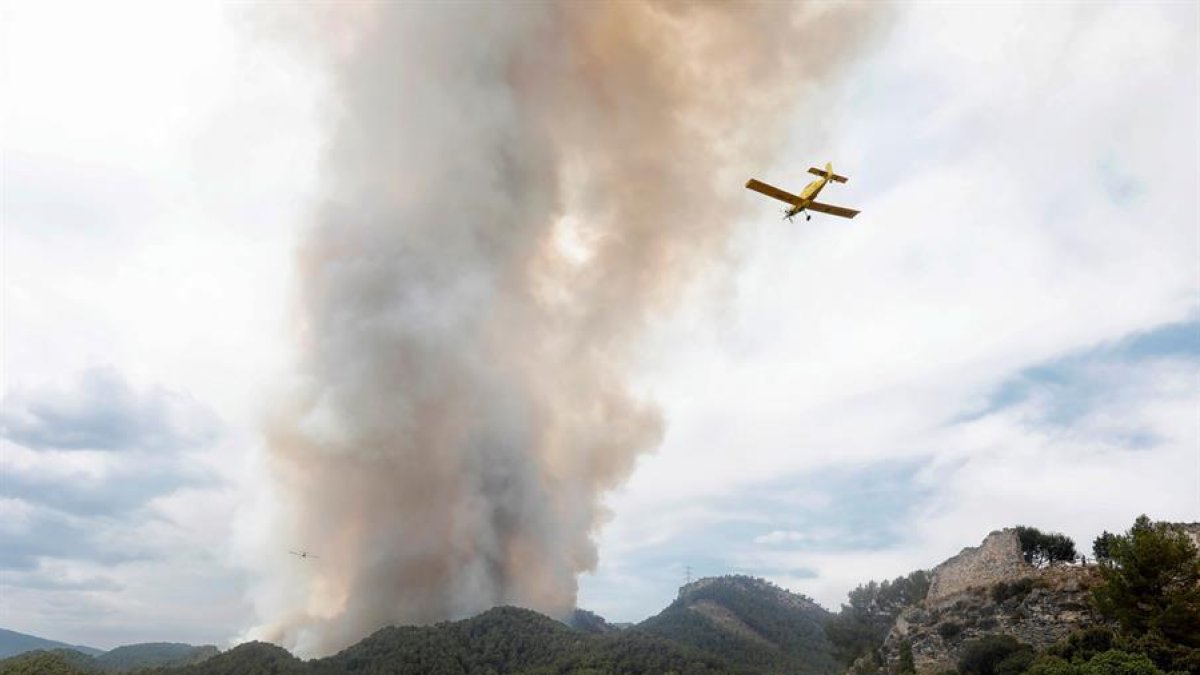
xmin=959 ymin=318 xmax=1199 ymax=426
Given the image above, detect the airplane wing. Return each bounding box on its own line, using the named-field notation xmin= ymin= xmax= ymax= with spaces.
xmin=807 ymin=201 xmax=860 ymax=219
xmin=806 ymin=167 xmax=849 ymax=183
xmin=745 ymin=178 xmax=801 ymax=205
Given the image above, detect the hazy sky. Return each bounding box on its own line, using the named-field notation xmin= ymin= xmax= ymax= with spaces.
xmin=2 ymin=0 xmax=1197 ymax=650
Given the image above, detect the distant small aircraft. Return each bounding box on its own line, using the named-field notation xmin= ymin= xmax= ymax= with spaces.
xmin=746 ymin=162 xmax=860 ymax=221
xmin=289 ymin=550 xmax=318 ymax=560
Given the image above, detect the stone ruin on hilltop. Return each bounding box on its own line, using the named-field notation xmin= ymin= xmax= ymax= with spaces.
xmin=926 ymin=529 xmax=1030 ymax=601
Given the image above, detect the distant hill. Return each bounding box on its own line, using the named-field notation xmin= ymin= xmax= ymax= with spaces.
xmin=314 ymin=606 xmax=744 ymax=674
xmin=162 ymin=641 xmax=305 ymax=675
xmin=311 ymin=606 xmax=581 ymax=674
xmin=95 ymin=643 xmax=219 ymax=671
xmin=0 ymin=629 xmax=102 ymax=659
xmin=639 ymin=574 xmax=839 ymax=675
xmin=0 ymin=633 xmax=218 ymax=674
xmin=162 ymin=606 xmax=746 ymax=675
xmin=0 ymin=649 xmax=95 ymax=675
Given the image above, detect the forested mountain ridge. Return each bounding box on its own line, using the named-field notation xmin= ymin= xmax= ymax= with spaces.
xmin=639 ymin=574 xmax=838 ymax=675
xmin=0 ymin=642 xmax=220 ymax=675
xmin=158 ymin=606 xmax=744 ymax=675
xmin=3 ymin=518 xmax=1195 ymax=675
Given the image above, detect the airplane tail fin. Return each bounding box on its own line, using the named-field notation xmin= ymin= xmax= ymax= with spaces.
xmin=807 ymin=164 xmax=848 ymax=183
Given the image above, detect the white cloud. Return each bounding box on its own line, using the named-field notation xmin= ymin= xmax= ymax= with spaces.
xmin=753 ymin=530 xmax=809 ymax=545
xmin=1 ymin=2 xmax=316 ymax=648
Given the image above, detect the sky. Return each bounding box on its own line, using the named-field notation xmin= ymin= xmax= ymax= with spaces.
xmin=2 ymin=0 xmax=1198 ymax=651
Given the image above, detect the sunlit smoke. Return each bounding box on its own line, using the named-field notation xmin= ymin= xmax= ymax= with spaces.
xmin=250 ymin=1 xmax=883 ymax=655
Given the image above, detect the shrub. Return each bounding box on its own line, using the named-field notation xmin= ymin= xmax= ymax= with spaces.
xmin=1078 ymin=649 xmax=1163 ymax=675
xmin=1116 ymin=631 xmax=1200 ymax=674
xmin=995 ymin=648 xmax=1036 ymax=675
xmin=897 ymin=640 xmax=915 ymax=675
xmin=991 ymin=578 xmax=1036 ymax=604
xmin=1025 ymin=655 xmax=1080 ymax=675
xmin=938 ymin=622 xmax=963 ymax=640
xmin=958 ymin=635 xmax=1034 ymax=675
xmin=1047 ymin=627 xmax=1116 ymax=663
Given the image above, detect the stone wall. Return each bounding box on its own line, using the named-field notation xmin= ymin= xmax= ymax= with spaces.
xmin=926 ymin=529 xmax=1030 ymax=601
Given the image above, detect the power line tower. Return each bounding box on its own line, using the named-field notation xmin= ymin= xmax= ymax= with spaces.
xmin=685 ymin=565 xmax=692 ymax=586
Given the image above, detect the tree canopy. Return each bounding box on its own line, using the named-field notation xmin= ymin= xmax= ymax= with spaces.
xmin=1015 ymin=526 xmax=1077 ymax=567
xmin=1092 ymin=515 xmax=1200 ymax=647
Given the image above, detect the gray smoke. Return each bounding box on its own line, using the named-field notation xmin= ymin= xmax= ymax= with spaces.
xmin=256 ymin=1 xmax=882 ymax=655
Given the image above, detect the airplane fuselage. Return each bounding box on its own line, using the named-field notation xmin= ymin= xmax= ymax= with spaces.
xmin=784 ymin=176 xmax=829 ymax=217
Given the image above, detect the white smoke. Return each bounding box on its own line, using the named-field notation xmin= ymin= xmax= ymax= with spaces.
xmin=245 ymin=1 xmax=885 ymax=656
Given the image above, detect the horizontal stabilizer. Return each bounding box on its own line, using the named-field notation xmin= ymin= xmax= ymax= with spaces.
xmin=745 ymin=178 xmax=802 ymax=205
xmin=807 ymin=166 xmax=848 ymax=183
xmin=806 ymin=201 xmax=859 ymax=219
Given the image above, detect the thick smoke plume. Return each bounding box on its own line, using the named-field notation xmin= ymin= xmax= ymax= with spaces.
xmin=256 ymin=1 xmax=880 ymax=655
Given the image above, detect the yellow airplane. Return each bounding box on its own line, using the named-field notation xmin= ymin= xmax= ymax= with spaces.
xmin=746 ymin=162 xmax=860 ymax=221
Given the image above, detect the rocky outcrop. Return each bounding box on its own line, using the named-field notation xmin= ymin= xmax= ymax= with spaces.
xmin=847 ymin=522 xmax=1200 ymax=674
xmin=882 ymin=565 xmax=1102 ymax=673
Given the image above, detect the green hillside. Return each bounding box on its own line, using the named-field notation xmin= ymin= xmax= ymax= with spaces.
xmin=639 ymin=575 xmax=838 ymax=675
xmin=95 ymin=643 xmax=219 ymax=671
xmin=160 ymin=641 xmax=305 ymax=675
xmin=0 ymin=649 xmax=95 ymax=675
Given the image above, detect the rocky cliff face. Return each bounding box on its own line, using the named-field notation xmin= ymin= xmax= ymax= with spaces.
xmin=842 ymin=522 xmax=1200 ymax=674
xmin=882 ymin=565 xmax=1102 ymax=673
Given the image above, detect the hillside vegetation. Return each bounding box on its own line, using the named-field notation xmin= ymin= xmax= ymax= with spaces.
xmin=640 ymin=575 xmax=837 ymax=674
xmin=2 ymin=516 xmax=1195 ymax=675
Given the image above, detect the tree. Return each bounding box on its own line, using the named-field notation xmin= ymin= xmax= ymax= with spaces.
xmin=1092 ymin=516 xmax=1200 ymax=648
xmin=826 ymin=570 xmax=931 ymax=667
xmin=1093 ymin=531 xmax=1117 ymax=562
xmin=897 ymin=640 xmax=915 ymax=675
xmin=1016 ymin=526 xmax=1078 ymax=567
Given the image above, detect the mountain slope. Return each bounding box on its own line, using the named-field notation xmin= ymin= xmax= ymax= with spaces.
xmin=639 ymin=575 xmax=838 ymax=675
xmin=0 ymin=649 xmax=96 ymax=675
xmin=312 ymin=606 xmax=579 ymax=674
xmin=163 ymin=641 xmax=305 ymax=675
xmin=313 ymin=606 xmax=745 ymax=675
xmin=95 ymin=643 xmax=219 ymax=671
xmin=0 ymin=629 xmax=103 ymax=659
xmin=163 ymin=606 xmax=747 ymax=675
